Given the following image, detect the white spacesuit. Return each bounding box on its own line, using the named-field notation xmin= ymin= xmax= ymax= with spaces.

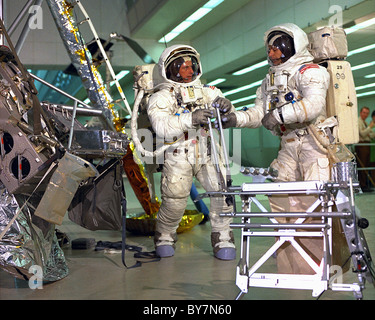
xmin=220 ymin=23 xmax=332 ymax=273
xmin=147 ymin=45 xmax=236 ymax=260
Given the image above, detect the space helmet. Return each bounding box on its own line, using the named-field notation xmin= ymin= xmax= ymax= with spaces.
xmin=266 ymin=31 xmax=295 ymax=66
xmin=158 ymin=45 xmax=202 ymax=86
xmin=264 ymin=23 xmax=313 ymax=70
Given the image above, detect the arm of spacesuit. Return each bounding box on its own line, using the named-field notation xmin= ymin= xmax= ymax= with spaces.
xmin=274 ymin=66 xmax=330 ymax=125
xmin=147 ymin=91 xmax=193 ymax=141
xmin=233 ymin=86 xmax=266 ymax=128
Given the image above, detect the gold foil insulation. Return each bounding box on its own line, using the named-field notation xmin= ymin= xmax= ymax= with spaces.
xmin=46 ymin=0 xmax=114 ymax=125
xmin=126 ymin=210 xmax=204 ymax=235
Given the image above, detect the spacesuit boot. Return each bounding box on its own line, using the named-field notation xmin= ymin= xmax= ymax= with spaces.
xmin=155 ymin=230 xmax=176 ymax=258
xmin=209 ymin=198 xmax=236 ymax=260
xmin=154 ymin=199 xmax=183 ymax=258
xmin=211 ymin=230 xmax=236 ymax=260
xmin=192 ymin=159 xmax=236 ymax=260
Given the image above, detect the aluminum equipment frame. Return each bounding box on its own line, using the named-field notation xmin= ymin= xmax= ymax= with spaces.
xmin=201 ymin=177 xmax=374 ymax=300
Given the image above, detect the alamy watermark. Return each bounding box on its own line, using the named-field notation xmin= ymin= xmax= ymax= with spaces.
xmin=28 ymin=264 xmax=43 ymax=289
xmin=328 ymin=5 xmax=343 ymax=28
xmin=28 ymin=5 xmax=43 ymax=30
xmin=134 ymin=127 xmax=243 ymax=175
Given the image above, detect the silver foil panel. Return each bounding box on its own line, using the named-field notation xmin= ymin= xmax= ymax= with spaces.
xmin=0 ymin=182 xmax=69 ymax=281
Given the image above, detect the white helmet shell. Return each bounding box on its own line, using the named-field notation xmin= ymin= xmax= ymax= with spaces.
xmin=264 ymin=23 xmax=314 ymax=71
xmin=158 ymin=44 xmax=202 ymax=87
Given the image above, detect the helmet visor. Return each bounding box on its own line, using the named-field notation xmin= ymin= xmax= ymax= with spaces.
xmin=266 ymin=31 xmax=295 ymax=66
xmin=166 ymin=55 xmax=200 ymax=83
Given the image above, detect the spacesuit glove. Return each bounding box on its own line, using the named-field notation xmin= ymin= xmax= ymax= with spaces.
xmin=261 ymin=110 xmax=280 ymax=131
xmin=212 ymin=96 xmax=232 ymax=114
xmin=215 ymin=112 xmax=237 ymax=129
xmin=192 ymin=109 xmax=214 ymax=126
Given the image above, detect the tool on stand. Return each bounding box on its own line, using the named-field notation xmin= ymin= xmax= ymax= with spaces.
xmin=205 ymin=102 xmax=234 ymax=206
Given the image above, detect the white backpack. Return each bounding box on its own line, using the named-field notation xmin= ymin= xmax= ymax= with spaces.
xmin=308 ymin=26 xmax=359 ymax=145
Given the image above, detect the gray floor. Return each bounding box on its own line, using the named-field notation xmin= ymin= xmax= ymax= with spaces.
xmin=1 ymin=171 xmax=375 ymax=301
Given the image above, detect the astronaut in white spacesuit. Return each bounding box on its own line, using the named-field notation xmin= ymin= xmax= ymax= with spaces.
xmin=147 ymin=44 xmax=236 ymax=260
xmin=218 ymin=23 xmax=331 ymax=273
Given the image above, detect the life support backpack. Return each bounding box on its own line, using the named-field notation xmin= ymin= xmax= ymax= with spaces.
xmin=307 ymin=26 xmax=359 ymax=145
xmin=131 ymin=64 xmax=165 ymax=160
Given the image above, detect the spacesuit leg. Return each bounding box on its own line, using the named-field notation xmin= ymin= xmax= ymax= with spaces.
xmin=268 ymin=132 xmax=300 ymax=222
xmin=155 ymin=155 xmax=193 ymax=257
xmin=196 ymin=159 xmax=235 ymax=260
xmin=300 ymin=134 xmax=350 ymax=271
xmin=269 ymin=133 xmax=328 ymax=274
xmin=268 ymin=136 xmax=302 ymax=273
